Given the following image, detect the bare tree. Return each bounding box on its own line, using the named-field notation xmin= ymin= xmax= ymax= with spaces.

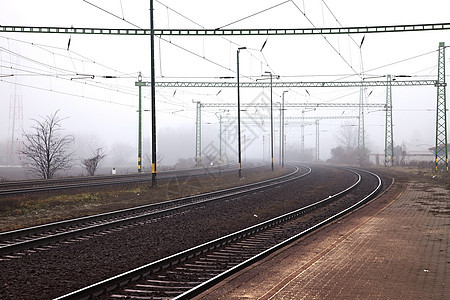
xmin=336 ymin=122 xmax=358 ymax=150
xmin=144 ymin=152 xmax=164 ymax=171
xmin=81 ymin=148 xmax=106 ymax=176
xmin=20 ymin=110 xmax=75 ymax=179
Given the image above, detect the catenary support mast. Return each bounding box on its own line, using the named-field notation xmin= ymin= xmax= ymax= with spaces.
xmin=435 ymin=42 xmax=448 ymax=171
xmin=385 ymin=75 xmax=394 ymax=166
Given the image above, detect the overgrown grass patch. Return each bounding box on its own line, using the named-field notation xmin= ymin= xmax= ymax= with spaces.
xmin=0 ymin=167 xmax=291 ymax=231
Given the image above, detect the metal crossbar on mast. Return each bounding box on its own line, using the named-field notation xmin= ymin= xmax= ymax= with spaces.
xmin=2 ymin=22 xmax=450 ymax=36
xmin=200 ymin=102 xmax=385 ymax=108
xmin=227 ymin=116 xmax=359 ymax=120
xmin=141 ymin=80 xmax=437 ymax=88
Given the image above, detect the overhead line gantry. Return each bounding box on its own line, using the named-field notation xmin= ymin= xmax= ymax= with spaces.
xmin=146 ymin=80 xmax=437 ymax=88
xmin=199 ymin=102 xmax=385 ymax=108
xmin=2 ymin=21 xmax=448 ymax=173
xmin=2 ymin=22 xmax=450 ymax=36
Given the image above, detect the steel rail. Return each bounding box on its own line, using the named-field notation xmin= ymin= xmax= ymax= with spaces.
xmin=0 ymin=175 xmax=153 ymax=196
xmin=0 ymin=164 xmax=251 ymax=196
xmin=0 ymin=166 xmax=307 ymax=256
xmin=176 ymin=168 xmax=382 ymax=299
xmin=0 ymin=172 xmax=148 ymax=188
xmin=54 ymin=167 xmax=381 ymax=300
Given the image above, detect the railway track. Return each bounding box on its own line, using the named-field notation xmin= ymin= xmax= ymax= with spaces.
xmin=0 ymin=164 xmax=253 ymax=196
xmin=0 ymin=165 xmax=308 ymax=257
xmin=55 ymin=167 xmax=383 ymax=300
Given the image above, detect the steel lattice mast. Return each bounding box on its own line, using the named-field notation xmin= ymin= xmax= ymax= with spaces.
xmin=435 ymin=42 xmax=448 ymax=171
xmin=357 ymin=87 xmax=365 ymax=165
xmin=385 ymin=75 xmax=394 ymax=166
xmin=315 ymin=119 xmax=320 ymax=161
xmin=195 ymin=101 xmax=202 ymax=166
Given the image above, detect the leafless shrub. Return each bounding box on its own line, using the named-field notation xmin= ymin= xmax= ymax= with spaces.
xmin=81 ymin=148 xmax=106 ymax=176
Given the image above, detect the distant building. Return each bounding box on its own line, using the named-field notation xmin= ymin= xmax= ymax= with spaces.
xmin=370 ymin=150 xmax=434 ymax=165
xmin=428 ymin=143 xmax=450 ymax=156
xmin=404 ymin=151 xmax=434 ymax=164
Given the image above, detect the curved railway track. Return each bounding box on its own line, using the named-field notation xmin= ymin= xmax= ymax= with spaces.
xmin=0 ymin=165 xmax=308 ymax=256
xmin=54 ymin=167 xmax=383 ymax=300
xmin=0 ymin=164 xmax=254 ymax=196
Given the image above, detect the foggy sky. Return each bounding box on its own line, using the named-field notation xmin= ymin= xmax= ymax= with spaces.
xmin=1 ymin=0 xmax=449 ymax=168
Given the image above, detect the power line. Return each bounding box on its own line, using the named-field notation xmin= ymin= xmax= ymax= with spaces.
xmin=328 ymin=49 xmax=438 ymax=82
xmin=320 ymin=0 xmax=360 ymax=48
xmin=79 ymin=0 xmax=246 ymax=79
xmin=215 ymin=1 xmax=291 ymax=30
xmin=0 ymin=35 xmax=131 ymax=74
xmin=289 ymin=0 xmax=361 ymax=78
xmin=82 ymin=0 xmax=141 ymax=28
xmin=365 ymin=49 xmax=437 ymax=74
xmin=153 ymin=1 xmax=279 ymax=80
xmin=155 ymin=0 xmax=204 ymax=29
xmin=0 ymin=48 xmax=138 ymax=96
xmin=1 ymin=78 xmax=137 ymax=108
xmin=0 ymin=35 xmax=143 ymax=93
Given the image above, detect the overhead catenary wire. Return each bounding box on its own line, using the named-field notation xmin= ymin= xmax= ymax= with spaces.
xmin=0 ymin=35 xmax=146 ymax=99
xmin=0 ymin=35 xmax=130 ymax=76
xmin=153 ymin=0 xmax=280 ymax=81
xmin=1 ymin=2 xmax=444 ymax=110
xmin=0 ymin=78 xmax=137 ymax=108
xmin=0 ymin=52 xmax=139 ymax=95
xmin=82 ymin=0 xmax=141 ymax=28
xmin=214 ymin=0 xmax=291 ymax=30
xmin=320 ymin=0 xmax=361 ymax=48
xmin=0 ymin=38 xmax=134 ymax=78
xmin=80 ymin=1 xmax=242 ymax=79
xmin=326 ymin=48 xmax=439 ymax=82
xmin=289 ymin=0 xmax=362 ymax=78
xmin=81 ymin=0 xmax=279 ymax=83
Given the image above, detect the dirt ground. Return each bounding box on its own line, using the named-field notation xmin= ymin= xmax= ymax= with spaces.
xmin=0 ymin=166 xmax=291 ymax=231
xmin=1 ymin=164 xmax=448 ymax=232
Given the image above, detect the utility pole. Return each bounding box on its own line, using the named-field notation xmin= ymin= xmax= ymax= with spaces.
xmin=385 ymin=74 xmax=394 ymax=167
xmin=315 ymin=119 xmax=320 ymax=161
xmin=7 ymin=93 xmax=23 ymax=165
xmin=244 ymin=134 xmax=247 ymax=163
xmin=237 ymin=47 xmax=246 ymax=178
xmin=137 ymin=72 xmax=143 ymax=172
xmin=270 ymin=73 xmax=274 ymax=171
xmin=195 ymin=101 xmax=202 ymax=166
xmin=278 ymin=102 xmax=282 ymax=166
xmin=301 ymin=110 xmax=305 ymax=156
xmin=358 ymin=87 xmax=365 ymax=166
xmin=263 ymin=71 xmax=275 ymax=171
xmin=262 ymin=135 xmax=265 ymax=163
xmin=281 ymin=91 xmax=287 ymax=167
xmin=217 ymin=113 xmax=222 ymax=164
xmin=150 ymin=0 xmax=157 ymax=186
